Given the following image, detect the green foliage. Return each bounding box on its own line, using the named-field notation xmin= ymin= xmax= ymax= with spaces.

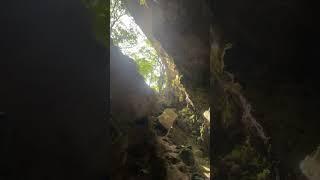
xmin=112 ymin=26 xmax=138 ymax=46
xmin=139 ymin=0 xmax=146 ymax=6
xmin=257 ymin=169 xmax=271 ymax=180
xmin=226 ymin=142 xmax=261 ymax=166
xmin=135 ymin=58 xmax=153 ymax=76
xmin=138 ymin=0 xmax=149 ymax=7
xmin=223 ymin=140 xmax=271 ymax=180
xmin=110 ymin=0 xmax=165 ymax=92
xmin=178 ymin=106 xmax=199 ymax=132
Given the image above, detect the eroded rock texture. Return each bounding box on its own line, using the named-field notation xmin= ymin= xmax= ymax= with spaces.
xmin=212 ymin=0 xmax=320 ymax=178
xmin=124 ymin=0 xmax=210 ymax=113
xmin=110 ymin=44 xmax=206 ymax=180
xmin=125 ymin=0 xmax=320 ymax=179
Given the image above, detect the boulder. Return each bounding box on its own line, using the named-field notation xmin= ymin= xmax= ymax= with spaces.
xmin=158 ymin=108 xmax=178 ymax=130
xmin=300 ymin=146 xmax=320 ymax=180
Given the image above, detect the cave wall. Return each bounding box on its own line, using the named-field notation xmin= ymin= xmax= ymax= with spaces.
xmin=110 ymin=44 xmax=157 ymax=121
xmin=110 ymin=43 xmax=160 ymax=179
xmin=124 ymin=0 xmax=211 ymax=102
xmin=0 ymin=1 xmax=109 ymax=178
xmin=126 ymin=0 xmax=320 ymax=178
xmin=212 ymin=0 xmax=320 ymax=175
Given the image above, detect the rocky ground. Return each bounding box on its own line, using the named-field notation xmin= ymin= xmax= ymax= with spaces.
xmin=152 ymin=109 xmax=210 ymax=180
xmin=110 ymin=41 xmax=211 ymax=180
xmin=111 ymin=105 xmax=210 ymax=180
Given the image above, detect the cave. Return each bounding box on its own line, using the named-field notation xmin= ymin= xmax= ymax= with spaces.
xmin=111 ymin=0 xmax=320 ymax=179
xmin=1 ymin=0 xmax=319 ymax=179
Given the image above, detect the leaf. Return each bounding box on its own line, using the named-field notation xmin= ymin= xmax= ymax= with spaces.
xmin=139 ymin=0 xmax=148 ymax=7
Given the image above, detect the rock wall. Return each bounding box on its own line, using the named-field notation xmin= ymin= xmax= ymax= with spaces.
xmin=110 ymin=43 xmax=162 ymax=179
xmin=125 ymin=0 xmax=320 ymax=179
xmin=0 ymin=1 xmax=109 ymax=179
xmin=124 ymin=0 xmax=211 ymax=110
xmin=211 ymin=0 xmax=320 ymax=177
xmin=110 ymin=44 xmax=157 ymax=122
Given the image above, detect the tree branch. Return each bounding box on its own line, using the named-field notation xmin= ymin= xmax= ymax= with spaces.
xmin=110 ymin=11 xmax=125 ymax=30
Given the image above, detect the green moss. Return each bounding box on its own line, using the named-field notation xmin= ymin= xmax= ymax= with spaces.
xmin=222 ymin=140 xmax=271 ymax=179
xmin=257 ymin=169 xmax=271 ymax=180
xmin=229 ymin=148 xmax=242 ymax=161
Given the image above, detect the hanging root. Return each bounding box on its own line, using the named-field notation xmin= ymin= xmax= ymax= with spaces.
xmin=236 ymin=90 xmax=269 ymax=144
xmin=211 ymin=37 xmax=270 ymax=144
xmin=221 ymin=77 xmax=269 ymax=144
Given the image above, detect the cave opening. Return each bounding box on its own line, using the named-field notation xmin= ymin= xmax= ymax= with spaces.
xmin=111 ymin=0 xmax=166 ymax=92
xmin=1 ymin=0 xmax=319 ymax=179
xmin=110 ymin=0 xmax=320 ymax=179
xmin=110 ymin=0 xmax=210 ymax=179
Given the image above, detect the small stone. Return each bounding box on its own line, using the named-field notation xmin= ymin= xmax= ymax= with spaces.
xmin=179 ymin=148 xmax=195 ymax=166
xmin=140 ymin=169 xmax=149 ymax=174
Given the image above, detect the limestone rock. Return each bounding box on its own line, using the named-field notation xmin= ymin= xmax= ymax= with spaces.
xmin=125 ymin=0 xmax=320 ymax=177
xmin=300 ymin=146 xmax=320 ymax=180
xmin=203 ymin=108 xmax=210 ymax=122
xmin=158 ymin=108 xmax=178 ymax=130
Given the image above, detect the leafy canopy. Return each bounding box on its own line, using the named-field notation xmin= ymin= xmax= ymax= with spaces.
xmin=110 ymin=0 xmax=165 ymax=92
